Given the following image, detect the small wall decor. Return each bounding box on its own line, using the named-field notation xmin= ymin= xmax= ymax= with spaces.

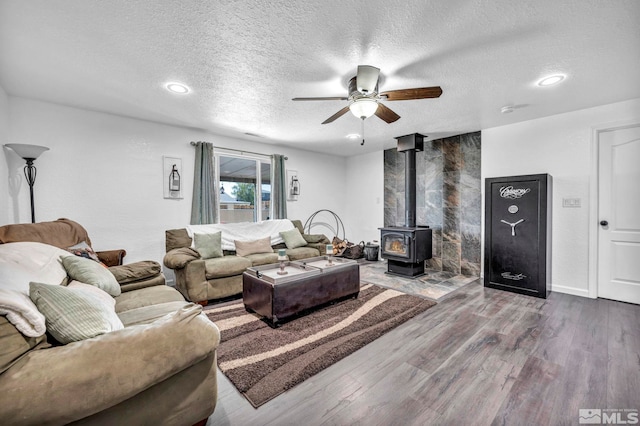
xmin=163 ymin=156 xmax=183 ymax=199
xmin=287 ymin=169 xmax=300 ymax=201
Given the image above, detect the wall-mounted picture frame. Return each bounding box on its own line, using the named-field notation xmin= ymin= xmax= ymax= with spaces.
xmin=163 ymin=156 xmax=183 ymax=199
xmin=286 ymin=169 xmax=299 ymax=201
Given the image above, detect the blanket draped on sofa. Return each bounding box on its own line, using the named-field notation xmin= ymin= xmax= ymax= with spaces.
xmin=186 ymin=219 xmax=296 ymax=251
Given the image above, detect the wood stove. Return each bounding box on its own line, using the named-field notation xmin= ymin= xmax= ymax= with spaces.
xmin=380 ymin=226 xmax=432 ymax=277
xmin=380 ymin=133 xmax=433 ymax=278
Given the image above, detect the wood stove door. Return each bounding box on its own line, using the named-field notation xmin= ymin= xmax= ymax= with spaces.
xmin=381 ymin=232 xmax=411 ymax=260
xmin=484 ymin=174 xmax=551 ymax=298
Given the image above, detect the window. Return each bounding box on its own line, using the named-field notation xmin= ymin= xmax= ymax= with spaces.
xmin=216 ymin=151 xmax=271 ymax=223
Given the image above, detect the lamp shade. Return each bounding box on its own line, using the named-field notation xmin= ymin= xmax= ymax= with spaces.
xmin=349 ymin=98 xmax=379 ymax=119
xmin=5 ymin=144 xmax=49 ymax=160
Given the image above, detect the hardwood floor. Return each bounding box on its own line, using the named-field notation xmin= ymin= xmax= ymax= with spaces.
xmin=207 ymin=281 xmax=640 ymax=425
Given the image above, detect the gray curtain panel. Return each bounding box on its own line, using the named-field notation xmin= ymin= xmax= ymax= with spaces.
xmin=272 ymin=154 xmax=287 ymax=219
xmin=190 ymin=141 xmax=218 ymax=224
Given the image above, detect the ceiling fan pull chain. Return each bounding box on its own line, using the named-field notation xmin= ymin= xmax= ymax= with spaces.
xmin=361 ymin=117 xmax=365 ymax=146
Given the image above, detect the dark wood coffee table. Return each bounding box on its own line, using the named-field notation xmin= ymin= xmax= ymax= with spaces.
xmin=242 ymin=256 xmax=360 ymax=326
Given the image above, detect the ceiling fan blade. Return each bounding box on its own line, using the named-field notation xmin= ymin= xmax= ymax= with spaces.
xmin=322 ymin=106 xmax=350 ymax=124
xmin=356 ymin=65 xmax=380 ymax=94
xmin=292 ymin=97 xmax=348 ymax=101
xmin=375 ymin=103 xmax=401 ymax=123
xmin=380 ymin=86 xmax=443 ymax=101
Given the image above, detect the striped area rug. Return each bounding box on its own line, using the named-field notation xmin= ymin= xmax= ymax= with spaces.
xmin=205 ymin=284 xmax=436 ymax=407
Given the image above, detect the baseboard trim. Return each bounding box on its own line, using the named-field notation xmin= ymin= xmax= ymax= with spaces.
xmin=551 ymin=284 xmax=592 ymax=298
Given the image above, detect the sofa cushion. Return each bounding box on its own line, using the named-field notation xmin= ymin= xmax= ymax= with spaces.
xmin=165 ymin=228 xmax=192 ymax=252
xmin=245 ymin=252 xmax=279 ymax=267
xmin=114 ymin=285 xmax=186 ymax=314
xmin=204 ymin=256 xmax=252 ymax=279
xmin=286 ymin=246 xmax=321 ymax=261
xmin=29 ymin=282 xmax=124 ymax=344
xmin=234 ymin=236 xmax=272 ymax=257
xmin=280 ymin=228 xmax=307 ymax=249
xmin=194 ymin=232 xmax=223 ymax=259
xmin=117 ymin=301 xmax=192 ymax=327
xmin=108 ymin=260 xmax=161 ymax=284
xmin=0 ymin=316 xmax=49 ymax=374
xmin=61 ymin=255 xmax=121 ymax=297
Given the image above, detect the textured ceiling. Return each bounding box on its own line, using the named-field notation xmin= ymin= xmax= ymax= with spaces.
xmin=1 ymin=0 xmax=639 ymax=156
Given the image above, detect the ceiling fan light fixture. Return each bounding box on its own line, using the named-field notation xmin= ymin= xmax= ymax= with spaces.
xmin=346 ymin=133 xmax=360 ymax=140
xmin=349 ymin=98 xmax=378 ymax=119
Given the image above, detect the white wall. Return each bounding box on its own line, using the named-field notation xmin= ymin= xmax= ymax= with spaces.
xmin=0 ymin=85 xmax=9 ymax=226
xmin=482 ymin=98 xmax=640 ymax=297
xmin=8 ymin=94 xmax=640 ymax=298
xmin=4 ymin=98 xmax=347 ymax=274
xmin=344 ymin=150 xmax=384 ymax=244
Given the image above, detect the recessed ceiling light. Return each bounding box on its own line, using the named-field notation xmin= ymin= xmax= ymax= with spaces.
xmin=165 ymin=82 xmax=190 ymax=94
xmin=537 ymin=74 xmax=566 ymax=87
xmin=501 ymin=105 xmax=515 ymax=114
xmin=346 ymin=133 xmax=360 ymax=140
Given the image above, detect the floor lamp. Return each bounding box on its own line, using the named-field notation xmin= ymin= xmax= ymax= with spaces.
xmin=4 ymin=143 xmax=50 ymax=223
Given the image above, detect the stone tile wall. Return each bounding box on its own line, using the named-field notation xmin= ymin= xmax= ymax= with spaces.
xmin=383 ymin=131 xmax=481 ymax=276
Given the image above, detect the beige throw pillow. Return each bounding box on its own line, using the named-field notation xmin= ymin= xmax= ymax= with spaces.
xmin=61 ymin=255 xmax=121 ymax=297
xmin=279 ymin=228 xmax=307 ymax=249
xmin=29 ymin=282 xmax=124 ymax=344
xmin=193 ymin=231 xmax=223 ymax=259
xmin=67 ymin=280 xmax=115 ymax=308
xmin=234 ymin=237 xmax=273 ymax=257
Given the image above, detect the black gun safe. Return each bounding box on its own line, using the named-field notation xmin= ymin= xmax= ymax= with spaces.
xmin=484 ymin=174 xmax=552 ymax=298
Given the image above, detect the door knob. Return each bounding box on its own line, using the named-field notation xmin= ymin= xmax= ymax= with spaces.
xmin=600 ymin=220 xmax=608 ymax=226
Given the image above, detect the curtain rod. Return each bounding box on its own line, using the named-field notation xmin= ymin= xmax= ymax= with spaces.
xmin=190 ymin=141 xmax=287 ymax=160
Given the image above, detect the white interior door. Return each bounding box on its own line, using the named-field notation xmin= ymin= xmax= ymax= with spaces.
xmin=597 ymin=124 xmax=640 ymax=304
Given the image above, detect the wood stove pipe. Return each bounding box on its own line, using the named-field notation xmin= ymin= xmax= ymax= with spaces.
xmin=395 ymin=133 xmax=425 ymax=228
xmin=404 ymin=149 xmax=416 ymax=228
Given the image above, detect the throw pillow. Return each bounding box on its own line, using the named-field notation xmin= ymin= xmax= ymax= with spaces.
xmin=279 ymin=228 xmax=307 ymax=249
xmin=303 ymin=234 xmax=326 ymax=244
xmin=193 ymin=231 xmax=223 ymax=259
xmin=67 ymin=280 xmax=115 ymax=308
xmin=65 ymin=241 xmax=101 ymax=263
xmin=234 ymin=237 xmax=273 ymax=257
xmin=61 ymin=255 xmax=121 ymax=297
xmin=29 ymin=282 xmax=124 ymax=344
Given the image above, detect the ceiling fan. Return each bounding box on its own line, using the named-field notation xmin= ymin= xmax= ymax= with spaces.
xmin=292 ymin=65 xmax=443 ymax=125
